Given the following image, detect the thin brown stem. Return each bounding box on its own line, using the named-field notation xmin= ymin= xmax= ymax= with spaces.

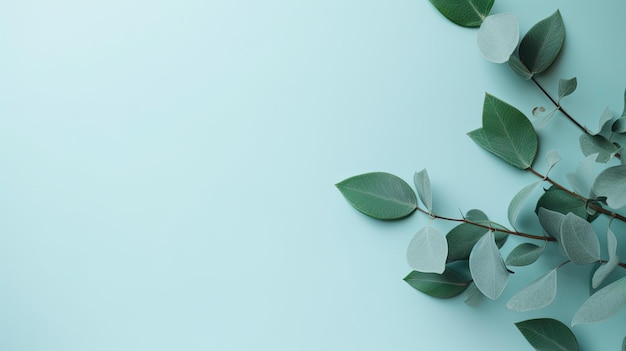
xmin=531 ymin=77 xmax=587 ymax=133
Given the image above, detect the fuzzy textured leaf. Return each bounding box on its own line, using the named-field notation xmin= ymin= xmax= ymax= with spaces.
xmin=336 ymin=172 xmax=417 ymax=219
xmin=428 ymin=0 xmax=494 ymax=27
xmin=414 ymin=169 xmax=433 ymax=213
xmin=518 ymin=10 xmax=565 ymax=75
xmin=559 ymin=213 xmax=600 ymax=265
xmin=468 ymin=94 xmax=538 ymax=169
xmin=515 ymin=318 xmax=578 ymax=351
xmin=579 ymin=134 xmax=619 ymax=163
xmin=477 ymin=13 xmax=519 ymax=63
xmin=558 ymin=77 xmax=577 ymax=100
xmin=572 ymin=276 xmax=626 ymax=326
xmin=506 ymin=243 xmax=545 ymax=266
xmin=469 ymin=231 xmax=510 ymax=300
xmin=403 ymin=269 xmax=469 ymax=298
xmin=508 ymin=181 xmax=541 ymax=229
xmin=407 ymin=226 xmax=448 ymax=274
xmin=592 ymin=165 xmax=626 ymax=209
xmin=507 ymin=269 xmax=557 ymax=312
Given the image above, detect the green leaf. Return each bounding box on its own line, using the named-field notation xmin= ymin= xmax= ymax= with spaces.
xmin=566 ymin=154 xmax=598 ymax=198
xmin=407 ymin=226 xmax=448 ymax=274
xmin=592 ymin=228 xmax=619 ymax=289
xmin=476 ymin=13 xmax=519 ymax=63
xmin=515 ymin=318 xmax=579 ymax=351
xmin=469 ymin=231 xmax=510 ymax=300
xmin=336 ymin=172 xmax=417 ymax=219
xmin=572 ymin=276 xmax=626 ymax=326
xmin=587 ymin=106 xmax=614 ymax=136
xmin=508 ymin=54 xmax=533 ymax=79
xmin=545 ymin=149 xmax=561 ymax=175
xmin=535 ymin=187 xmax=589 ymax=221
xmin=559 ymin=213 xmax=600 ymax=265
xmin=558 ymin=77 xmax=577 ymax=101
xmin=403 ymin=269 xmax=469 ymax=298
xmin=468 ymin=94 xmax=538 ymax=169
xmin=506 ymin=243 xmax=545 ymax=266
xmin=507 ymin=269 xmax=557 ymax=312
xmin=518 ymin=10 xmax=566 ymax=75
xmin=414 ymin=169 xmax=433 ymax=213
xmin=591 ymin=165 xmax=626 ymax=209
xmin=612 ymin=117 xmax=626 ymax=133
xmin=447 ymin=210 xmax=507 ymax=261
xmin=508 ymin=181 xmax=541 ymax=229
xmin=579 ymin=134 xmax=619 ymax=163
xmin=428 ymin=0 xmax=494 ymax=27
xmin=464 ymin=283 xmax=484 ymax=306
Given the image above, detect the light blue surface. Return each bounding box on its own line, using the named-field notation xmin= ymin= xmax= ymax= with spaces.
xmin=2 ymin=0 xmax=626 ymax=350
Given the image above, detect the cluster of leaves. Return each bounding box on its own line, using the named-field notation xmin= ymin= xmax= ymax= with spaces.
xmin=336 ymin=0 xmax=626 ymax=350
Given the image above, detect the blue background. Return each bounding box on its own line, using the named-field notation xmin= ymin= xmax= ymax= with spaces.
xmin=2 ymin=0 xmax=626 ymax=349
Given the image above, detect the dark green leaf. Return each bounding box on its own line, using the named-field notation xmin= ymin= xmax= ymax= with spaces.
xmin=508 ymin=54 xmax=533 ymax=79
xmin=519 ymin=10 xmax=566 ymax=75
xmin=428 ymin=0 xmax=494 ymax=27
xmin=515 ymin=318 xmax=579 ymax=351
xmin=468 ymin=94 xmax=538 ymax=169
xmin=613 ymin=117 xmax=626 ymax=133
xmin=336 ymin=172 xmax=417 ymax=219
xmin=579 ymin=134 xmax=619 ymax=163
xmin=558 ymin=77 xmax=577 ymax=101
xmin=506 ymin=243 xmax=545 ymax=266
xmin=535 ymin=186 xmax=590 ymax=221
xmin=403 ymin=269 xmax=469 ymax=298
xmin=447 ymin=210 xmax=507 ymax=261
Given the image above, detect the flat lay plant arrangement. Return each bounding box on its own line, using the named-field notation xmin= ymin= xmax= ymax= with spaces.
xmin=336 ymin=1 xmax=626 ymax=350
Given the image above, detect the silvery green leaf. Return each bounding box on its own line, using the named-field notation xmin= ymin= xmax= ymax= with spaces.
xmin=515 ymin=318 xmax=579 ymax=351
xmin=464 ymin=282 xmax=484 ymax=307
xmin=469 ymin=231 xmax=510 ymax=300
xmin=591 ymin=165 xmax=626 ymax=209
xmin=336 ymin=172 xmax=417 ymax=219
xmin=414 ymin=169 xmax=433 ymax=213
xmin=447 ymin=210 xmax=508 ymax=261
xmin=518 ymin=10 xmax=565 ymax=75
xmin=476 ymin=13 xmax=519 ymax=63
xmin=506 ymin=243 xmax=545 ymax=266
xmin=559 ymin=213 xmax=600 ymax=265
xmin=572 ymin=276 xmax=626 ymax=325
xmin=592 ymin=228 xmax=619 ymax=289
xmin=508 ymin=181 xmax=541 ymax=229
xmin=403 ymin=269 xmax=468 ymax=298
xmin=579 ymin=134 xmax=619 ymax=163
xmin=566 ymin=153 xmax=598 ymax=198
xmin=613 ymin=117 xmax=626 ymax=133
xmin=428 ymin=0 xmax=494 ymax=28
xmin=558 ymin=77 xmax=577 ymax=101
xmin=545 ymin=149 xmax=561 ymax=175
xmin=537 ymin=207 xmax=566 ymax=241
xmin=407 ymin=226 xmax=448 ymax=274
xmin=587 ymin=106 xmax=614 ymax=136
xmin=507 ymin=268 xmax=557 ymax=312
xmin=508 ymin=54 xmax=533 ymax=79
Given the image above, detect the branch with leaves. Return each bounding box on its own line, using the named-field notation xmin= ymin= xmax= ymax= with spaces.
xmin=336 ymin=1 xmax=626 ymax=350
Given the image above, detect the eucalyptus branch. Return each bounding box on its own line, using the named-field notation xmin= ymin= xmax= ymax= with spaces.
xmin=531 ymin=77 xmax=587 ymax=133
xmin=415 ymin=206 xmax=554 ymax=242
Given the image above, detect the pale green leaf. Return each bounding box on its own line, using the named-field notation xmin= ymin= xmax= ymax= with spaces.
xmin=613 ymin=117 xmax=626 ymax=133
xmin=572 ymin=276 xmax=626 ymax=325
xmin=414 ymin=169 xmax=433 ymax=213
xmin=558 ymin=77 xmax=577 ymax=101
xmin=336 ymin=172 xmax=417 ymax=219
xmin=579 ymin=134 xmax=619 ymax=163
xmin=591 ymin=165 xmax=626 ymax=209
xmin=407 ymin=226 xmax=448 ymax=274
xmin=587 ymin=106 xmax=614 ymax=136
xmin=469 ymin=231 xmax=510 ymax=300
xmin=537 ymin=207 xmax=566 ymax=241
xmin=447 ymin=210 xmax=508 ymax=261
xmin=508 ymin=54 xmax=533 ymax=79
xmin=566 ymin=154 xmax=598 ymax=198
xmin=559 ymin=213 xmax=600 ymax=265
xmin=508 ymin=181 xmax=541 ymax=229
xmin=515 ymin=318 xmax=579 ymax=351
xmin=506 ymin=243 xmax=545 ymax=266
xmin=468 ymin=94 xmax=538 ymax=169
xmin=545 ymin=149 xmax=561 ymax=175
xmin=518 ymin=10 xmax=565 ymax=75
xmin=476 ymin=13 xmax=519 ymax=63
xmin=464 ymin=282 xmax=484 ymax=307
xmin=403 ymin=269 xmax=469 ymax=298
xmin=592 ymin=229 xmax=619 ymax=289
xmin=507 ymin=269 xmax=557 ymax=312
xmin=428 ymin=0 xmax=494 ymax=27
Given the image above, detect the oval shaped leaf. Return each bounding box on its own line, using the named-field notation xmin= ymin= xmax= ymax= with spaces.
xmin=558 ymin=77 xmax=577 ymax=101
xmin=537 ymin=207 xmax=566 ymax=241
xmin=506 ymin=243 xmax=545 ymax=266
xmin=573 ymin=276 xmax=626 ymax=326
xmin=592 ymin=165 xmax=626 ymax=209
xmin=403 ymin=269 xmax=469 ymax=298
xmin=414 ymin=169 xmax=433 ymax=213
xmin=507 ymin=269 xmax=557 ymax=312
xmin=559 ymin=213 xmax=600 ymax=265
xmin=336 ymin=172 xmax=417 ymax=219
xmin=579 ymin=134 xmax=619 ymax=163
xmin=469 ymin=231 xmax=510 ymax=300
xmin=407 ymin=226 xmax=448 ymax=274
xmin=508 ymin=181 xmax=541 ymax=229
xmin=428 ymin=0 xmax=494 ymax=27
xmin=477 ymin=13 xmax=519 ymax=63
xmin=468 ymin=94 xmax=538 ymax=169
xmin=519 ymin=10 xmax=565 ymax=75
xmin=515 ymin=318 xmax=579 ymax=351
